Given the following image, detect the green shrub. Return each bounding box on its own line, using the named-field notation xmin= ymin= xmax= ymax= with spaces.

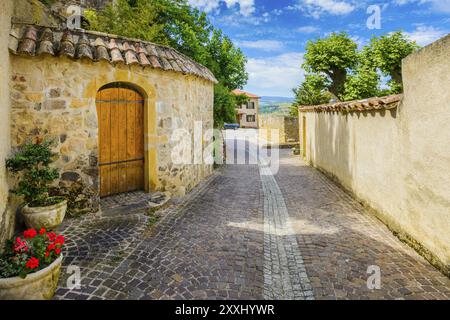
xmin=6 ymin=140 xmax=62 ymax=207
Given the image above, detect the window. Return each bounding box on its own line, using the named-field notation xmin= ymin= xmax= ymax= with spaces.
xmin=247 ymin=101 xmax=255 ymax=109
xmin=246 ymin=115 xmax=256 ymax=122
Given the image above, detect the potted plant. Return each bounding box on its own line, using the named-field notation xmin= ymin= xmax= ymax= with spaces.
xmin=6 ymin=140 xmax=67 ymax=230
xmin=0 ymin=228 xmax=65 ymax=300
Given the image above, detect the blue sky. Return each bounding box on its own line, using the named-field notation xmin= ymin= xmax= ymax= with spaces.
xmin=188 ymin=0 xmax=450 ymax=97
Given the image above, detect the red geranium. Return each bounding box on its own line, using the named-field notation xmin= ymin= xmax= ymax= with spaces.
xmin=23 ymin=229 xmax=37 ymax=239
xmin=55 ymin=235 xmax=65 ymax=245
xmin=1 ymin=228 xmax=66 ymax=279
xmin=25 ymin=257 xmax=39 ymax=269
xmin=13 ymin=237 xmax=28 ymax=253
xmin=47 ymin=232 xmax=56 ymax=242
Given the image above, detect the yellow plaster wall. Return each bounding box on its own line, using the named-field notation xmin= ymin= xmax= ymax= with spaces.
xmin=299 ymin=34 xmax=450 ymax=274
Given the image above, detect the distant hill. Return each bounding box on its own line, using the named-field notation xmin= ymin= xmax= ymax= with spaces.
xmin=260 ymin=96 xmax=295 ymax=104
xmin=259 ymin=96 xmax=295 ymax=116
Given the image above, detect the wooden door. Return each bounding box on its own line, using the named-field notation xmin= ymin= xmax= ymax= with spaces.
xmin=96 ymin=85 xmax=145 ymax=197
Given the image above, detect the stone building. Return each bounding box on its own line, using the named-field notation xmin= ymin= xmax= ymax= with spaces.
xmin=298 ymin=34 xmax=450 ymax=276
xmin=232 ymin=89 xmax=259 ymax=128
xmin=0 ymin=0 xmax=217 ymax=246
xmin=258 ymin=114 xmax=299 ymax=145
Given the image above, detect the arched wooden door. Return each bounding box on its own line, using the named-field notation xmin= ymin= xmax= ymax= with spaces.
xmin=96 ymin=84 xmax=145 ymax=197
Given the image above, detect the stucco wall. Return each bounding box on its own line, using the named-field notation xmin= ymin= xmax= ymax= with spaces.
xmin=300 ymin=34 xmax=450 ymax=275
xmin=259 ymin=114 xmax=299 ymax=143
xmin=0 ymin=0 xmax=14 ymax=247
xmin=10 ymin=55 xmax=214 ymax=214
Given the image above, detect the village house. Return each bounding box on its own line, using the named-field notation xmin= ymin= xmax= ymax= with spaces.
xmin=232 ymin=89 xmax=259 ymax=128
xmin=0 ymin=0 xmax=217 ymax=246
xmin=298 ymin=34 xmax=450 ymax=276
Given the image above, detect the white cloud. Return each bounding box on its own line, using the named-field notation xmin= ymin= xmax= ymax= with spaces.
xmin=404 ymin=25 xmax=447 ymax=46
xmin=235 ymin=40 xmax=285 ymax=52
xmin=245 ymin=52 xmax=305 ymax=97
xmin=394 ymin=0 xmax=450 ymax=14
xmin=296 ymin=26 xmax=320 ymax=33
xmin=188 ymin=0 xmax=255 ymax=16
xmin=289 ymin=0 xmax=355 ymax=18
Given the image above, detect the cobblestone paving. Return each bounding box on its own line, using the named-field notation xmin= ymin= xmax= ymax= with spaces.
xmin=260 ymin=164 xmax=313 ymax=300
xmin=54 ymin=146 xmax=450 ymax=300
xmin=55 ymin=166 xmax=265 ymax=300
xmin=275 ymin=149 xmax=450 ymax=300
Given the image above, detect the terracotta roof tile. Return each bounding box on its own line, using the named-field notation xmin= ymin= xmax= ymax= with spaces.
xmin=9 ymin=24 xmax=218 ymax=84
xmin=232 ymin=89 xmax=261 ymax=99
xmin=94 ymin=37 xmax=110 ymax=61
xmin=298 ymin=94 xmax=403 ymax=113
xmin=60 ymin=30 xmax=75 ymax=58
xmin=135 ymin=43 xmax=151 ymax=66
xmin=76 ymin=35 xmax=93 ymax=60
xmin=37 ymin=28 xmax=54 ymax=55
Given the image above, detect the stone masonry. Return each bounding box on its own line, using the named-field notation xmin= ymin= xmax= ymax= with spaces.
xmin=7 ymin=24 xmax=216 ymax=215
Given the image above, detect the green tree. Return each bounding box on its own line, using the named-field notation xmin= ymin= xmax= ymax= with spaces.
xmin=206 ymin=29 xmax=248 ymax=90
xmin=85 ymin=0 xmax=248 ymax=128
xmin=365 ymin=31 xmax=419 ymax=93
xmin=303 ymin=32 xmax=358 ymax=99
xmin=291 ymin=74 xmax=332 ymax=116
xmin=341 ymin=47 xmax=381 ymax=101
xmin=84 ymin=0 xmax=165 ymax=42
xmin=213 ymin=84 xmax=237 ymax=128
xmin=298 ymin=31 xmax=419 ymax=103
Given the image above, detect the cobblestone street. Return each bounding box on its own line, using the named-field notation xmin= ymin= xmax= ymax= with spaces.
xmin=54 ymin=132 xmax=450 ymax=300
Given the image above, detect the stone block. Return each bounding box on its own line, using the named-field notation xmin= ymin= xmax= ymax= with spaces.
xmin=43 ymin=99 xmax=66 ymax=110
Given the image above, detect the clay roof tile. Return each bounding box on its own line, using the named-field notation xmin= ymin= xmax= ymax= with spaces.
xmin=76 ymin=35 xmax=93 ymax=60
xmin=17 ymin=26 xmax=38 ymax=55
xmin=299 ymin=94 xmax=403 ymax=113
xmin=36 ymin=28 xmax=55 ymax=56
xmin=9 ymin=24 xmax=218 ymax=83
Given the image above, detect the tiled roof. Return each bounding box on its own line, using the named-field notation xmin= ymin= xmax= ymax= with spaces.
xmin=8 ymin=24 xmax=218 ymax=84
xmin=298 ymin=94 xmax=403 ymax=113
xmin=232 ymin=89 xmax=261 ymax=99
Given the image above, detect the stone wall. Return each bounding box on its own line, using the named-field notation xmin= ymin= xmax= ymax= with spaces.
xmin=0 ymin=0 xmax=14 ymax=248
xmin=259 ymin=114 xmax=299 ymax=144
xmin=13 ymin=0 xmax=65 ymax=27
xmin=10 ymin=55 xmax=214 ymax=214
xmin=299 ymin=34 xmax=450 ymax=275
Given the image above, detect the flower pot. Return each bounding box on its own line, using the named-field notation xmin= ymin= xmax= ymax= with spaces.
xmin=0 ymin=254 xmax=63 ymax=300
xmin=22 ymin=200 xmax=67 ymax=230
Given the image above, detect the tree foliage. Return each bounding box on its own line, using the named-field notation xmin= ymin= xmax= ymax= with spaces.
xmin=297 ymin=31 xmax=419 ymax=104
xmin=292 ymin=74 xmax=332 ymax=115
xmin=207 ymin=29 xmax=248 ymax=90
xmin=85 ymin=0 xmax=248 ymax=127
xmin=303 ymin=32 xmax=358 ymax=98
xmin=213 ymin=84 xmax=237 ymax=128
xmin=364 ymin=31 xmax=419 ymax=93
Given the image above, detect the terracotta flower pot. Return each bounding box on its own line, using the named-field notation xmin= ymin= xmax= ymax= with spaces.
xmin=22 ymin=200 xmax=67 ymax=230
xmin=0 ymin=254 xmax=63 ymax=300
